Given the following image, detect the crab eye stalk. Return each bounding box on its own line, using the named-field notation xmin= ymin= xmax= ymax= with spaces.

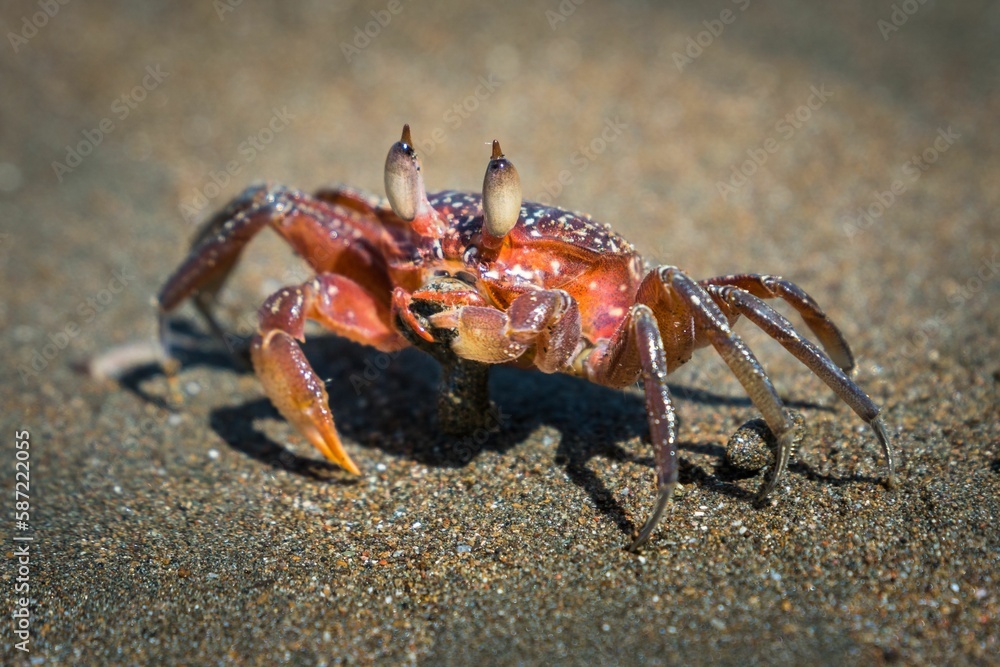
xmin=384 ymin=124 xmax=423 ymax=222
xmin=481 ymin=140 xmax=521 ymax=249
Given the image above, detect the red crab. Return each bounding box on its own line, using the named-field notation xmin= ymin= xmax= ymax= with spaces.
xmin=158 ymin=125 xmax=896 ymax=550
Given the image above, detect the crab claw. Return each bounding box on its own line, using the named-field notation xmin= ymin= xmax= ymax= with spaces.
xmin=384 ymin=124 xmax=445 ymax=239
xmin=481 ymin=139 xmax=521 ymax=250
xmin=250 ymin=330 xmax=361 ymax=475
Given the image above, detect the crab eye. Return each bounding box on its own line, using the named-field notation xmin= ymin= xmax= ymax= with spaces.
xmin=384 ymin=124 xmax=423 ymax=221
xmin=482 ymin=140 xmax=521 ymax=244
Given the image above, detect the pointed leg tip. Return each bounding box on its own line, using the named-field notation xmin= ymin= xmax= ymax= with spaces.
xmin=868 ymin=417 xmax=897 ymax=491
xmin=627 ymin=483 xmax=675 ymax=552
xmin=161 ymin=355 xmax=181 ymax=377
xmin=318 ymin=445 xmax=362 ymax=476
xmin=341 ymin=457 xmax=362 ymax=476
xmin=754 ymin=470 xmax=781 ymax=508
xmin=163 ymin=368 xmax=185 ymax=407
xmin=626 ymin=535 xmax=648 ymax=553
xmin=304 ymin=428 xmax=361 ymax=475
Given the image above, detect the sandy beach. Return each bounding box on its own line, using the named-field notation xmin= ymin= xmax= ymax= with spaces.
xmin=1 ymin=1 xmax=998 ymax=664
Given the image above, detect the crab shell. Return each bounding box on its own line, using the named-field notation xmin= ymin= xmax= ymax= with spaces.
xmin=417 ymin=191 xmax=646 ymax=344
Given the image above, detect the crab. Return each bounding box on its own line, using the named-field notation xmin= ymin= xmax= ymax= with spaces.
xmin=158 ymin=125 xmax=896 ymax=550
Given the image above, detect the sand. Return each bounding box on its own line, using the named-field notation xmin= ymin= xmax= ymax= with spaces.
xmin=1 ymin=1 xmax=997 ymax=664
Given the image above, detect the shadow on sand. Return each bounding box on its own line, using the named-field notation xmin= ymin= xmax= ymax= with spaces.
xmin=127 ymin=319 xmax=874 ymax=541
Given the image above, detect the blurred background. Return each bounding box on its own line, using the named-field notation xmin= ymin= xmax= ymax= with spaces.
xmin=1 ymin=1 xmax=998 ymax=664
xmin=3 ymin=1 xmax=998 ymax=366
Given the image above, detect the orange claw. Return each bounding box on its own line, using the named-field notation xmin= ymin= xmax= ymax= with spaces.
xmin=250 ymin=330 xmax=361 ymax=475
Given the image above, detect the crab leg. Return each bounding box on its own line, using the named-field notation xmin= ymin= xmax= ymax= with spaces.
xmin=251 ymin=274 xmax=406 ymax=474
xmin=157 ymin=184 xmax=393 ymax=361
xmin=704 ymin=284 xmax=895 ymax=486
xmin=158 ymin=184 xmax=274 ymax=316
xmin=584 ymin=304 xmax=677 ymax=551
xmin=649 ymin=267 xmax=797 ymax=506
xmin=157 ymin=185 xmax=275 ymax=368
xmin=701 ymin=274 xmax=856 ymax=372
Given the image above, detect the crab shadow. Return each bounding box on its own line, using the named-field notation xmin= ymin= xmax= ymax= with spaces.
xmin=142 ymin=319 xmax=862 ymax=541
xmin=113 ymin=320 xmax=249 ymax=410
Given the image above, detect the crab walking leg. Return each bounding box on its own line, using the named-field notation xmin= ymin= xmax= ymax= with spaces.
xmin=250 ymin=274 xmax=406 ymax=474
xmin=584 ymin=304 xmax=678 ymax=551
xmin=429 ymin=289 xmax=582 ymax=373
xmin=659 ymin=267 xmax=796 ymax=504
xmin=160 ymin=185 xmax=275 ymax=313
xmin=158 ymin=184 xmax=393 ymax=360
xmin=157 ymin=185 xmax=275 ymax=367
xmin=702 ymin=274 xmax=856 ymax=372
xmin=705 ymin=284 xmax=897 ymax=487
